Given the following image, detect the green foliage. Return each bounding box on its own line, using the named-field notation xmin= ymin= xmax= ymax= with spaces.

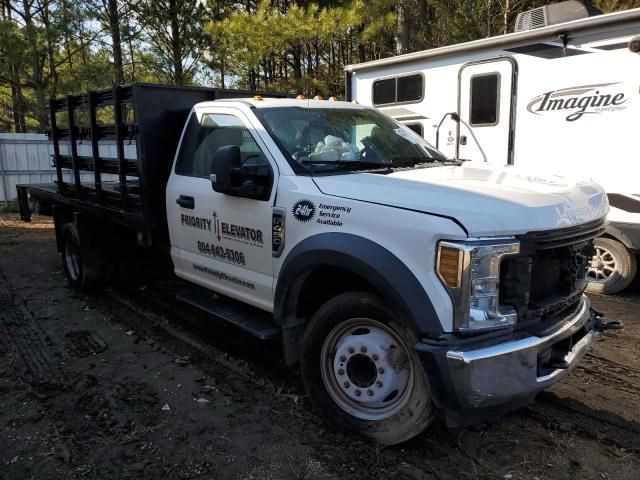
xmin=0 ymin=0 xmax=638 ymax=132
xmin=205 ymin=0 xmax=396 ymax=95
xmin=136 ymin=0 xmax=209 ymax=85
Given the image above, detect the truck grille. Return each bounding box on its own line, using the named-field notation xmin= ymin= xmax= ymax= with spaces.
xmin=500 ymin=219 xmax=605 ymax=325
xmin=530 ymin=251 xmax=567 ymax=302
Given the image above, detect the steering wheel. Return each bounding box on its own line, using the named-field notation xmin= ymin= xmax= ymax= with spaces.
xmin=359 ymin=137 xmax=382 ymax=162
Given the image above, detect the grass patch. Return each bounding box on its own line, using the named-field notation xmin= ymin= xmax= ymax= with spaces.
xmin=0 ymin=200 xmax=20 ymax=214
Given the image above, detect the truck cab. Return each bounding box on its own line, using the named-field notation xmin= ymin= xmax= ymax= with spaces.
xmin=165 ymin=97 xmax=612 ymax=443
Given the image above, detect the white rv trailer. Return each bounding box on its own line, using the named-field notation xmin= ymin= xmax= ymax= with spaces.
xmin=346 ymin=1 xmax=640 ymax=294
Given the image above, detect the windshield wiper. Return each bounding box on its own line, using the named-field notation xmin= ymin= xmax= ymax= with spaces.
xmin=395 ymin=157 xmax=460 ymax=167
xmin=302 ymin=160 xmax=392 ymax=170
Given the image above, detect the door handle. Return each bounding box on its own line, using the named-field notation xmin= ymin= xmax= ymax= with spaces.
xmin=176 ymin=195 xmax=195 ymax=209
xmin=459 ymin=135 xmax=467 ymax=145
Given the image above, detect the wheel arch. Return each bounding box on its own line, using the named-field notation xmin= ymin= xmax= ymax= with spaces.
xmin=603 ymin=223 xmax=640 ymax=252
xmin=275 ymin=233 xmax=442 ymax=365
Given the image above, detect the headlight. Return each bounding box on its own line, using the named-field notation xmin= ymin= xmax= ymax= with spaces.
xmin=437 ymin=239 xmax=520 ymax=332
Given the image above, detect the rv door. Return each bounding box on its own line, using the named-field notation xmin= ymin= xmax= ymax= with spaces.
xmin=458 ymin=59 xmax=515 ymax=165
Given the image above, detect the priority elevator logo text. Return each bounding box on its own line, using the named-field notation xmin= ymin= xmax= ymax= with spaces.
xmin=180 ymin=212 xmax=263 ymax=247
xmin=527 ymin=83 xmax=627 ymax=121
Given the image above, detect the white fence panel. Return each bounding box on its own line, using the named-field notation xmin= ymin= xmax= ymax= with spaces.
xmin=0 ymin=132 xmax=134 ymax=202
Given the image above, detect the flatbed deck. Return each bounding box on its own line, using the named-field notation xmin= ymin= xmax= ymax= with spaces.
xmin=18 ymin=182 xmax=143 ymax=228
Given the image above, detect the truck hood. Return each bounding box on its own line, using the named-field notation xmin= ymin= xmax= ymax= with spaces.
xmin=312 ymin=163 xmax=608 ymax=237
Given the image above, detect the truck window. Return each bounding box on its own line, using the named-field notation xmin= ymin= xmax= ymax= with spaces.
xmin=372 ymin=74 xmax=423 ymax=106
xmin=256 ymin=106 xmax=447 ymax=175
xmin=175 ymin=112 xmax=268 ymax=178
xmin=470 ymin=73 xmax=500 ymax=126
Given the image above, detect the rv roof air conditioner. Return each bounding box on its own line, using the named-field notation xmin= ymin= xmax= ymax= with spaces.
xmin=514 ymin=1 xmax=601 ymax=32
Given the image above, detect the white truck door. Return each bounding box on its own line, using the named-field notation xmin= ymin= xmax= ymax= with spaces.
xmin=458 ymin=59 xmax=515 ymax=165
xmin=167 ymin=107 xmax=278 ymax=312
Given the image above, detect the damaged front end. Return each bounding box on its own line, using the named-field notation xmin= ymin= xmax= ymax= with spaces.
xmin=418 ymin=218 xmax=623 ymax=427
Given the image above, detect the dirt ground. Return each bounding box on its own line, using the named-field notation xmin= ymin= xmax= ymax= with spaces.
xmin=1 ymin=214 xmax=639 ymax=480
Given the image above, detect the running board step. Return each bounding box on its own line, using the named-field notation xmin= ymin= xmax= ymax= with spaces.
xmin=176 ymin=287 xmax=280 ymax=340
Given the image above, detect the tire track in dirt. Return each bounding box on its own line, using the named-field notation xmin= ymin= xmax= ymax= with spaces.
xmin=529 ymin=393 xmax=640 ymax=453
xmin=571 ymin=354 xmax=640 ymax=398
xmin=106 ymin=288 xmax=265 ymax=384
xmin=0 ymin=267 xmax=61 ymax=384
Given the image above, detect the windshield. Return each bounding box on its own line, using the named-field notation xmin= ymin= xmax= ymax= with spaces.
xmin=256 ymin=106 xmax=449 ymax=174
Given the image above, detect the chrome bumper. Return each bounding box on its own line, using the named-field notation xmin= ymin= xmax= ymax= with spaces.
xmin=421 ymin=295 xmax=599 ymax=411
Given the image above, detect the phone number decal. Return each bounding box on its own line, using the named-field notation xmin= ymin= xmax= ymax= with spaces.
xmin=197 ymin=241 xmax=246 ymax=265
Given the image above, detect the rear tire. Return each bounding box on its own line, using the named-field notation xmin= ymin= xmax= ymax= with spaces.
xmin=586 ymin=237 xmax=637 ymax=294
xmin=61 ymin=223 xmax=102 ymax=292
xmin=300 ymin=292 xmax=434 ymax=445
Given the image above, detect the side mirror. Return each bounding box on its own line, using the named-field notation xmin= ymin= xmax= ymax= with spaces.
xmin=211 ymin=145 xmax=242 ymax=195
xmin=210 ymin=145 xmax=272 ymax=200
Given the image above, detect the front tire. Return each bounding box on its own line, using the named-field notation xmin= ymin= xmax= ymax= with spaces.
xmin=586 ymin=237 xmax=637 ymax=294
xmin=300 ymin=292 xmax=434 ymax=445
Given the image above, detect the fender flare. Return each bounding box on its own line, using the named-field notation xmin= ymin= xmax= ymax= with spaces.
xmin=604 ymin=222 xmax=640 ymax=252
xmin=274 ymin=232 xmax=443 ymax=336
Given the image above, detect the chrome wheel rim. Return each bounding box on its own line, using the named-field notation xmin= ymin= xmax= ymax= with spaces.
xmin=587 ymin=246 xmax=616 ymax=283
xmin=65 ymin=236 xmax=80 ymax=282
xmin=320 ymin=318 xmax=413 ymax=421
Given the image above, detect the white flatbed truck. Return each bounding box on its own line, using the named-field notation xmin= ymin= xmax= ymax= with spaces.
xmin=17 ymin=83 xmax=621 ymax=444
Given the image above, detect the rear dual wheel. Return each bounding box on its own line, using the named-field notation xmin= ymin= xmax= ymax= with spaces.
xmin=61 ymin=223 xmax=102 ymax=292
xmin=300 ymin=292 xmax=433 ymax=445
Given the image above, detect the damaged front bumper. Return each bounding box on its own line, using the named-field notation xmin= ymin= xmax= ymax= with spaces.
xmin=416 ymin=295 xmax=612 ymax=426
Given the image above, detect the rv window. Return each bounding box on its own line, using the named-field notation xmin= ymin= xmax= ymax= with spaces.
xmin=404 ymin=123 xmax=423 ymax=136
xmin=397 ymin=75 xmax=423 ymax=103
xmin=373 ymin=78 xmax=396 ymax=105
xmin=372 ymin=74 xmax=423 ymax=106
xmin=470 ymin=73 xmax=499 ymax=126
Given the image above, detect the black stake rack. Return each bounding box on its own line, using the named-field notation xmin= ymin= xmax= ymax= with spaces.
xmin=40 ymin=83 xmax=283 ymax=247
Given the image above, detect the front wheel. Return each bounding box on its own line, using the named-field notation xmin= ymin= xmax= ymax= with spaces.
xmin=300 ymin=292 xmax=434 ymax=445
xmin=586 ymin=237 xmax=637 ymax=294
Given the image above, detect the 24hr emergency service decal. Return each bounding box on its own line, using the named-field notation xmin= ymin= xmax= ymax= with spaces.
xmin=292 ymin=200 xmax=316 ymax=222
xmin=292 ymin=200 xmax=351 ymax=227
xmin=527 ymin=83 xmax=627 ymax=122
xmin=212 ymin=210 xmax=264 ymax=248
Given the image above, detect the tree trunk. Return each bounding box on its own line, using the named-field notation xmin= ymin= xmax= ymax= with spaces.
xmin=108 ymin=0 xmax=124 ymax=85
xmin=396 ymin=0 xmax=409 ymax=54
xmin=2 ymin=1 xmax=25 ymax=132
xmin=127 ymin=16 xmax=136 ymax=82
xmin=314 ymin=40 xmax=319 ymax=80
xmin=249 ymin=68 xmax=256 ymax=90
xmin=503 ymin=0 xmax=510 ymax=35
xmin=220 ymin=56 xmax=225 ymax=89
xmin=22 ymin=0 xmax=49 ymax=130
xmin=169 ymin=0 xmax=184 ymax=85
xmin=292 ymin=45 xmax=302 ymax=90
xmin=42 ymin=4 xmax=58 ymax=100
xmin=11 ymin=74 xmax=27 ymax=133
xmin=486 ymin=0 xmax=492 ymax=37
